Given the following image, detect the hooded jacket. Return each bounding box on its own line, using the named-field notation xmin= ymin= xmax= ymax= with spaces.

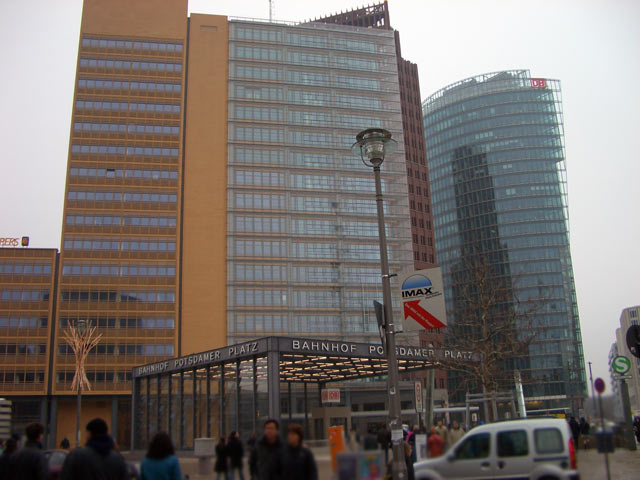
xmin=59 ymin=434 xmax=128 ymax=480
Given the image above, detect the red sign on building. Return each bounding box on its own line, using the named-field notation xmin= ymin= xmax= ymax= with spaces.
xmin=530 ymin=78 xmax=547 ymax=89
xmin=321 ymin=389 xmax=341 ymax=403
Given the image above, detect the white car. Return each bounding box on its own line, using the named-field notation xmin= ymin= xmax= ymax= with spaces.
xmin=414 ymin=418 xmax=579 ymax=480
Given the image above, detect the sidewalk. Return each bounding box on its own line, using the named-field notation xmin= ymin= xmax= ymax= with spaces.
xmin=577 ymin=448 xmax=640 ymax=480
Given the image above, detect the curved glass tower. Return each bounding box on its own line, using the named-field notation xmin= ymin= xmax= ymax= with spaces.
xmin=423 ymin=70 xmax=586 ymax=411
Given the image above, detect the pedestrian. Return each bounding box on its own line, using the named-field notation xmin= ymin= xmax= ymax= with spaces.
xmin=226 ymin=431 xmax=244 ymax=480
xmin=434 ymin=419 xmax=448 ymax=449
xmin=7 ymin=422 xmax=49 ymax=480
xmin=377 ymin=426 xmax=390 ymax=463
xmin=427 ymin=426 xmax=444 ymax=458
xmin=281 ymin=424 xmax=317 ymax=480
xmin=249 ymin=419 xmax=283 ymax=480
xmin=59 ymin=417 xmax=128 ymax=480
xmin=407 ymin=425 xmax=418 ymax=463
xmin=0 ymin=438 xmax=18 ymax=479
xmin=363 ymin=429 xmax=378 ymax=450
xmin=633 ymin=416 xmax=640 ymax=444
xmin=447 ymin=421 xmax=464 ymax=448
xmin=60 ymin=438 xmax=71 ymax=451
xmin=403 ymin=442 xmax=415 ymax=480
xmin=214 ymin=437 xmax=228 ymax=480
xmin=140 ymin=432 xmax=182 ymax=480
xmin=579 ymin=417 xmax=590 ymax=449
xmin=568 ymin=416 xmax=580 ymax=447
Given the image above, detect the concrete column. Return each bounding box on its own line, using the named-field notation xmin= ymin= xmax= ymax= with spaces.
xmin=267 ymin=350 xmax=280 ymax=422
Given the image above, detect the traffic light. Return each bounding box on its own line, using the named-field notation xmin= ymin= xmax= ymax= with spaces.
xmin=626 ymin=325 xmax=640 ymax=358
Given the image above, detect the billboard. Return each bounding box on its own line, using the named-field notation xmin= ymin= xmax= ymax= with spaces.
xmin=399 ymin=267 xmax=447 ymax=331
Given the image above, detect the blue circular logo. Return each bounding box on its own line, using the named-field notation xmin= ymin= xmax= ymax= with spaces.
xmin=402 ymin=274 xmax=432 ymax=291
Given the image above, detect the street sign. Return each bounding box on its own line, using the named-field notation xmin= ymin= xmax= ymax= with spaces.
xmin=626 ymin=326 xmax=640 ymax=358
xmin=321 ymin=389 xmax=341 ymax=403
xmin=414 ymin=381 xmax=423 ymax=413
xmin=594 ymin=377 xmax=605 ymax=394
xmin=612 ymin=355 xmax=631 ymax=375
xmin=399 ymin=267 xmax=447 ymax=331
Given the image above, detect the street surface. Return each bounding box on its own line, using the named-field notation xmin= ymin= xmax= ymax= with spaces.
xmin=577 ymin=448 xmax=640 ymax=480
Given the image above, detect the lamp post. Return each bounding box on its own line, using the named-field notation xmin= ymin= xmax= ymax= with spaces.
xmin=352 ymin=128 xmax=407 ymax=480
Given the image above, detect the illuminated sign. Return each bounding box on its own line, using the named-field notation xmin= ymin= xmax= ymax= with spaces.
xmin=321 ymin=389 xmax=340 ymax=403
xmin=530 ymin=78 xmax=547 ymax=89
xmin=0 ymin=237 xmax=29 ymax=248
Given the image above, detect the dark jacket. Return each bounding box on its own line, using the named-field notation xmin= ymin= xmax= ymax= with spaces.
xmin=281 ymin=444 xmax=317 ymax=480
xmin=249 ymin=435 xmax=283 ymax=480
xmin=7 ymin=440 xmax=49 ymax=480
xmin=59 ymin=434 xmax=128 ymax=480
xmin=214 ymin=443 xmax=228 ymax=473
xmin=227 ymin=437 xmax=244 ymax=468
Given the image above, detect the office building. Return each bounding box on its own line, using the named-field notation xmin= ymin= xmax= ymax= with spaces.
xmin=0 ymin=0 xmax=421 ymax=446
xmin=609 ymin=306 xmax=640 ymax=416
xmin=422 ymin=70 xmax=587 ymax=412
xmin=0 ymin=246 xmax=58 ymax=436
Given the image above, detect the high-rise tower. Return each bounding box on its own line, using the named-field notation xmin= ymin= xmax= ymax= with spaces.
xmin=423 ymin=71 xmax=587 ymax=412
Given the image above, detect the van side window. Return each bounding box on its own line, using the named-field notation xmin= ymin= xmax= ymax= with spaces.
xmin=534 ymin=428 xmax=563 ymax=454
xmin=497 ymin=430 xmax=528 ymax=457
xmin=454 ymin=433 xmax=490 ymax=460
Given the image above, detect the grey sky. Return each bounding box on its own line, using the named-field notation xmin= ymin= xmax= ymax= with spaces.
xmin=1 ymin=0 xmax=638 ymax=391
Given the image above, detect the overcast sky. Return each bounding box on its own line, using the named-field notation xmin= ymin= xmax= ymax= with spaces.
xmin=1 ymin=0 xmax=638 ymax=391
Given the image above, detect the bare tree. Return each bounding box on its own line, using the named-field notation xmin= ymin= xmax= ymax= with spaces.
xmin=432 ymin=254 xmax=541 ymax=421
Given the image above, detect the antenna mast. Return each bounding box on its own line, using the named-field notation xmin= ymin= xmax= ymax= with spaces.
xmin=269 ymin=0 xmax=273 ymax=21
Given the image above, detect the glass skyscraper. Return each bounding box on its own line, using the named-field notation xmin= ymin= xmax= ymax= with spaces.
xmin=422 ymin=70 xmax=586 ymax=411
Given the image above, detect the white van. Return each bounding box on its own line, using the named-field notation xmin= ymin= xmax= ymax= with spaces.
xmin=414 ymin=418 xmax=579 ymax=480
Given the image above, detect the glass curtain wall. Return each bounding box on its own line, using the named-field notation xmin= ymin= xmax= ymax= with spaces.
xmin=226 ymin=20 xmax=413 ymax=344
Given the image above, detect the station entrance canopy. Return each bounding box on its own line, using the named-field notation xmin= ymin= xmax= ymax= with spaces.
xmin=131 ymin=336 xmax=478 ymax=449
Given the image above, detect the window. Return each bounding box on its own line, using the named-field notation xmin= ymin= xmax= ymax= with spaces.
xmin=534 ymin=428 xmax=563 ymax=454
xmin=454 ymin=433 xmax=490 ymax=460
xmin=497 ymin=430 xmax=528 ymax=457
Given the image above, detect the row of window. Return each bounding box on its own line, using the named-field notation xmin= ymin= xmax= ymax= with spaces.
xmin=233 ymin=239 xmax=382 ymax=260
xmin=74 ymin=122 xmax=180 ymax=136
xmin=76 ymin=100 xmax=180 ymax=114
xmin=80 ymin=58 xmax=182 ymax=73
xmin=233 ymin=264 xmax=381 ymax=284
xmin=1 ymin=290 xmax=49 ymax=302
xmin=69 ymin=167 xmax=178 ymax=180
xmin=232 ymin=64 xmax=382 ymax=91
xmin=60 ymin=317 xmax=174 ymax=329
xmin=0 ymin=371 xmax=45 ymax=384
xmin=65 ymin=214 xmax=176 ymax=227
xmin=0 ymin=344 xmax=46 ymax=355
xmin=232 ymin=27 xmax=381 ymax=54
xmin=233 ymin=47 xmax=381 ymax=72
xmin=56 ymin=370 xmax=132 ymax=384
xmin=58 ymin=343 xmax=174 ymax=356
xmin=81 ymin=37 xmax=183 ymax=52
xmin=0 ymin=316 xmax=48 ymax=329
xmin=62 ymin=263 xmax=176 ymax=277
xmin=0 ymin=263 xmax=52 ymax=275
xmin=71 ymin=144 xmax=179 ymax=157
xmin=78 ymin=79 xmax=181 ymax=93
xmin=64 ymin=238 xmax=176 ymax=252
xmin=60 ymin=290 xmax=175 ymax=303
xmin=67 ymin=191 xmax=177 ymax=203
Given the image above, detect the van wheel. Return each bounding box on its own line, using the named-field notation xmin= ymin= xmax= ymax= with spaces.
xmin=538 ymin=477 xmax=560 ymax=480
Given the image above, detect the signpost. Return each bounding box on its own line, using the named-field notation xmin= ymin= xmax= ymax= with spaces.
xmin=611 ymin=355 xmax=637 ymax=451
xmin=594 ymin=378 xmax=611 ymax=480
xmin=399 ymin=268 xmax=447 ymax=331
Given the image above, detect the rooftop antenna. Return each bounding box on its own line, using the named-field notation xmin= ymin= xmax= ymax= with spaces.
xmin=269 ymin=0 xmax=273 ymax=22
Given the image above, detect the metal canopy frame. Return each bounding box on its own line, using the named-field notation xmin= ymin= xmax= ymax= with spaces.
xmin=131 ymin=336 xmax=477 ymax=449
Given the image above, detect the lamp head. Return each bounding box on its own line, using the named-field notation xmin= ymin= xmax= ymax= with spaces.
xmin=351 ymin=128 xmax=397 ymax=168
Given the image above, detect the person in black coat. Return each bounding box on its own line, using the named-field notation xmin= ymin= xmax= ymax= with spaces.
xmin=226 ymin=431 xmax=244 ymax=480
xmin=7 ymin=422 xmax=49 ymax=480
xmin=215 ymin=437 xmax=228 ymax=480
xmin=59 ymin=418 xmax=128 ymax=480
xmin=0 ymin=438 xmax=18 ymax=480
xmin=568 ymin=416 xmax=580 ymax=446
xmin=281 ymin=424 xmax=317 ymax=480
xmin=249 ymin=419 xmax=283 ymax=480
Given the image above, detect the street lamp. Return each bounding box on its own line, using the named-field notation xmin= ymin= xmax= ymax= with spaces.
xmin=352 ymin=128 xmax=407 ymax=480
xmin=63 ymin=318 xmax=102 ymax=448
